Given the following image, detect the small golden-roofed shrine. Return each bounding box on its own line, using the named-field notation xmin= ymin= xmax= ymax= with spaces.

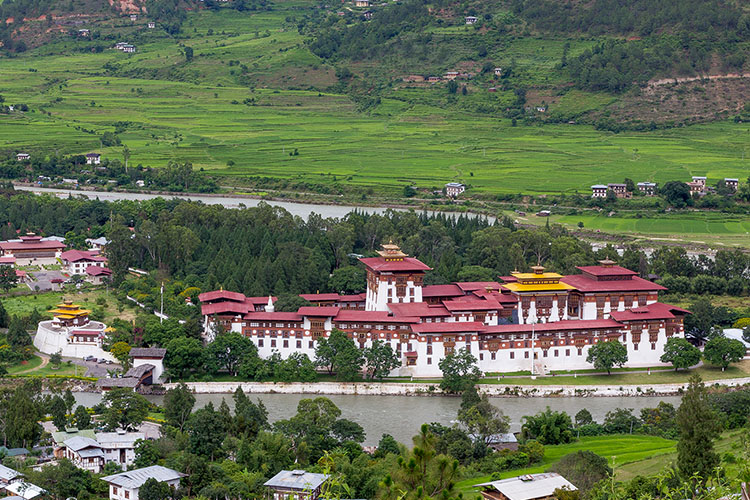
xmin=503 ymin=266 xmax=577 ymax=293
xmin=50 ymin=300 xmax=91 ymax=327
xmin=377 ymin=241 xmax=407 ymax=261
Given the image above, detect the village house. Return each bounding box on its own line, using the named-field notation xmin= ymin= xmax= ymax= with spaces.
xmin=474 ymin=473 xmax=577 ymax=500
xmin=114 ymin=42 xmax=129 ymax=50
xmin=403 ymin=75 xmax=425 ymax=82
xmin=607 ymin=183 xmax=631 ymax=199
xmin=354 ymin=0 xmax=369 ymax=6
xmin=470 ymin=433 xmax=518 ymax=452
xmin=445 ymin=182 xmax=465 ymax=197
xmin=78 ymin=29 xmax=90 ymax=37
xmin=363 ymin=10 xmax=373 ymax=19
xmin=427 ymin=76 xmax=441 ymax=83
xmin=16 ymin=153 xmax=29 ymax=161
xmin=61 ymin=249 xmax=107 ymax=275
xmin=102 ymin=465 xmax=185 ymax=500
xmin=444 ymin=71 xmax=460 ymax=80
xmin=0 ymin=464 xmax=21 ymax=487
xmin=465 ymin=16 xmax=478 ymax=24
xmin=86 ymin=153 xmax=101 ymax=165
xmin=637 ymin=182 xmax=657 ymax=196
xmin=494 ymin=67 xmax=503 ymax=76
xmin=591 ymin=185 xmax=607 ymax=198
xmin=86 ymin=236 xmax=109 ymax=251
xmin=536 ymin=210 xmax=551 ymax=217
xmin=62 ymin=436 xmax=105 ymax=473
xmin=264 ymin=470 xmax=329 ymax=500
xmin=86 ymin=266 xmax=112 ymax=284
xmin=688 ymin=175 xmax=707 ymax=195
xmin=96 ymin=430 xmax=145 ymax=468
xmin=51 ymin=427 xmax=97 ymax=458
xmin=148 ymin=22 xmax=155 ymax=28
xmin=724 ymin=178 xmax=739 ymax=192
xmin=122 ymin=44 xmax=136 ymax=53
xmin=130 ymin=14 xmax=138 ymax=21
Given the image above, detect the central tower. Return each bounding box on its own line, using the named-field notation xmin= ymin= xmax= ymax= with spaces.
xmin=359 ymin=243 xmax=431 ymax=311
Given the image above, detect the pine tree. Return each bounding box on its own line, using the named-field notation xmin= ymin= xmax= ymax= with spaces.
xmin=676 ymin=375 xmax=720 ymax=483
xmin=0 ymin=300 xmax=8 ymax=328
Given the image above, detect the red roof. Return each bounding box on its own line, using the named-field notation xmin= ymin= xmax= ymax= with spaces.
xmin=498 ymin=276 xmax=518 ymax=283
xmin=422 ymin=284 xmax=464 ymax=298
xmin=577 ymin=265 xmax=637 ymax=277
xmin=85 ymin=266 xmax=111 ymax=276
xmin=0 ymin=256 xmax=16 ymax=264
xmin=297 ymin=306 xmax=340 ymax=317
xmin=339 ymin=293 xmax=366 ymax=302
xmin=198 ymin=290 xmax=247 ymax=303
xmin=62 ymin=250 xmax=106 ymax=263
xmin=482 ymin=319 xmax=622 ymax=334
xmin=412 ymin=321 xmax=486 ymax=333
xmin=388 ymin=302 xmax=451 ymax=317
xmin=454 ymin=282 xmax=503 ymax=292
xmin=201 ymin=301 xmax=251 ymax=316
xmin=359 ymin=257 xmax=432 ymax=272
xmin=443 ymin=297 xmax=502 ymax=312
xmin=15 ymin=270 xmax=26 ymax=278
xmin=610 ymin=302 xmax=691 ymax=322
xmin=0 ymin=239 xmax=66 ymax=251
xmin=334 ymin=309 xmax=418 ymax=323
xmin=300 ymin=293 xmax=341 ymax=301
xmin=71 ymin=330 xmax=101 ymax=336
xmin=473 ymin=290 xmax=518 ymax=305
xmin=560 ymin=274 xmax=666 ymax=293
xmin=243 ymin=311 xmax=303 ymax=322
xmin=245 ymin=296 xmax=276 ymax=306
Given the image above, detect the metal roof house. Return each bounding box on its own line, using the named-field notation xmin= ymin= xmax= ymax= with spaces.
xmin=264 ymin=470 xmax=329 ymax=500
xmin=474 ymin=472 xmax=577 ymax=500
xmin=101 ymin=465 xmax=185 ymax=500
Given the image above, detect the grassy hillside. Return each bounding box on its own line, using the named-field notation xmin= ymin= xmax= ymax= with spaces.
xmin=0 ymin=2 xmax=748 ymax=211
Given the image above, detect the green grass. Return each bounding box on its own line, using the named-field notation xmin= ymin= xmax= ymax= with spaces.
xmin=6 ymin=355 xmax=44 ymax=374
xmin=2 ymin=289 xmax=135 ymax=323
xmin=456 ymin=435 xmax=677 ymax=496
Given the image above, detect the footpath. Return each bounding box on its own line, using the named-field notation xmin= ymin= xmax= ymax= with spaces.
xmin=169 ymin=376 xmax=750 ymax=398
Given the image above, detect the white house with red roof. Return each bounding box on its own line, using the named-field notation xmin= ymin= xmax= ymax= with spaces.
xmin=199 ymin=246 xmax=689 ymax=376
xmin=61 ymin=249 xmax=107 ymax=276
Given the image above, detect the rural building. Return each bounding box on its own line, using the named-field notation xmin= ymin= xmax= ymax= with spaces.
xmin=403 ymin=75 xmax=425 ymax=82
xmin=61 ymin=249 xmax=107 ymax=275
xmin=474 ymin=473 xmax=577 ymax=500
xmin=130 ymin=14 xmax=137 ymax=21
xmin=86 ymin=266 xmax=112 ymax=284
xmin=96 ymin=430 xmax=145 ymax=468
xmin=86 ymin=236 xmax=109 ymax=251
xmin=470 ymin=433 xmax=518 ymax=451
xmin=102 ymin=465 xmax=185 ymax=500
xmin=427 ymin=76 xmax=440 ymax=83
xmin=724 ymin=178 xmax=739 ymax=192
xmin=607 ymin=183 xmax=631 ymax=199
xmin=354 ymin=0 xmax=369 ymax=6
xmin=148 ymin=22 xmax=155 ymax=28
xmin=465 ymin=16 xmax=478 ymax=24
xmin=363 ymin=10 xmax=373 ymax=19
xmin=0 ymin=234 xmax=65 ymax=265
xmin=114 ymin=42 xmax=129 ymax=50
xmin=201 ymin=245 xmax=689 ymax=377
xmin=86 ymin=153 xmax=101 ymax=165
xmin=264 ymin=470 xmax=329 ymax=500
xmin=637 ymin=182 xmax=657 ymax=196
xmin=130 ymin=347 xmax=167 ymax=383
xmin=535 ymin=106 xmax=547 ymax=113
xmin=591 ymin=185 xmax=607 ymax=198
xmin=78 ymin=29 xmax=90 ymax=37
xmin=494 ymin=67 xmax=503 ymax=76
xmin=63 ymin=436 xmax=105 ymax=473
xmin=0 ymin=464 xmax=21 ymax=487
xmin=488 ymin=87 xmax=497 ymax=92
xmin=444 ymin=71 xmax=459 ymax=80
xmin=688 ymin=176 xmax=707 ymax=195
xmin=51 ymin=427 xmax=97 ymax=458
xmin=536 ymin=210 xmax=551 ymax=217
xmin=445 ymin=182 xmax=465 ymax=197
xmin=34 ymin=300 xmax=114 ymax=361
xmin=16 ymin=153 xmax=29 ymax=161
xmin=122 ymin=45 xmax=136 ymax=53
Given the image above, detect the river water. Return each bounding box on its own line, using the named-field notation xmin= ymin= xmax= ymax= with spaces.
xmin=15 ymin=186 xmax=495 ymax=222
xmin=70 ymin=392 xmax=681 ymax=445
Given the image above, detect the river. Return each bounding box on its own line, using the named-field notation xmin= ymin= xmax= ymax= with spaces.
xmin=69 ymin=392 xmax=681 ymax=445
xmin=14 ymin=186 xmax=494 ymax=222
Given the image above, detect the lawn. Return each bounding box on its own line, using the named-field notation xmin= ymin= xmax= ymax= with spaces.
xmin=456 ymin=434 xmax=677 ymax=496
xmin=1 ymin=289 xmax=136 ymax=323
xmin=6 ymin=354 xmax=44 ymax=374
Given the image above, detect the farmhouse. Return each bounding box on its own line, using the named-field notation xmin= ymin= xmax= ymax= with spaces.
xmin=16 ymin=153 xmax=29 ymax=161
xmin=354 ymin=0 xmax=369 ymax=6
xmin=264 ymin=470 xmax=329 ymax=500
xmin=130 ymin=14 xmax=137 ymax=21
xmin=465 ymin=16 xmax=478 ymax=24
xmin=427 ymin=76 xmax=441 ymax=83
xmin=122 ymin=44 xmax=136 ymax=53
xmin=607 ymin=183 xmax=631 ymax=199
xmin=475 ymin=473 xmax=577 ymax=500
xmin=62 ymin=436 xmax=105 ymax=473
xmin=363 ymin=10 xmax=373 ymax=19
xmin=86 ymin=266 xmax=112 ymax=284
xmin=637 ymin=181 xmax=657 ymax=196
xmin=688 ymin=175 xmax=707 ymax=195
xmin=102 ymin=465 xmax=185 ymax=500
xmin=86 ymin=153 xmax=101 ymax=165
xmin=148 ymin=22 xmax=156 ymax=28
xmin=444 ymin=71 xmax=460 ymax=80
xmin=86 ymin=236 xmax=109 ymax=251
xmin=591 ymin=185 xmax=607 ymax=198
xmin=78 ymin=29 xmax=90 ymax=37
xmin=201 ymin=243 xmax=689 ymax=377
xmin=445 ymin=182 xmax=465 ymax=197
xmin=403 ymin=75 xmax=425 ymax=82
xmin=724 ymin=178 xmax=739 ymax=192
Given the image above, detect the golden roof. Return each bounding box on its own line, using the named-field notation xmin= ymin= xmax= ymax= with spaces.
xmin=506 ymin=265 xmax=576 ymax=292
xmin=376 ymin=241 xmax=407 ymax=260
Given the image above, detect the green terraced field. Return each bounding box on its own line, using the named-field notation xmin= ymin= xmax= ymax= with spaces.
xmin=0 ymin=7 xmax=748 ymax=203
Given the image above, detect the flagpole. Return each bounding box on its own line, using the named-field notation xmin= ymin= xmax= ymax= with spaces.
xmin=160 ymin=282 xmax=164 ymax=324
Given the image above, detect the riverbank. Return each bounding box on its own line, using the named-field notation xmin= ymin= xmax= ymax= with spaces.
xmin=165 ymin=376 xmax=750 ymax=397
